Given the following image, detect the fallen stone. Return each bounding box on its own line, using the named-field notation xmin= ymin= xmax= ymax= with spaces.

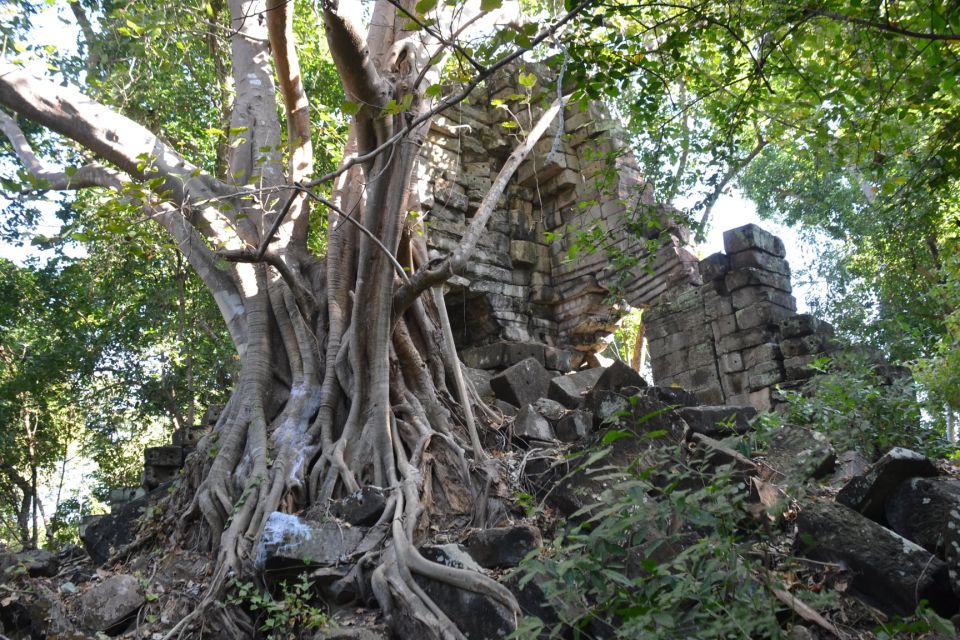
xmin=644 ymin=385 xmax=700 ymax=407
xmin=582 ymin=361 xmax=647 ymax=410
xmin=762 ymin=426 xmax=835 ymax=483
xmin=831 ymin=450 xmax=871 ymax=486
xmin=254 ymin=512 xmax=367 ymax=572
xmin=14 ymin=549 xmax=58 ymax=578
xmin=944 ymin=506 xmax=960 ymax=602
xmin=414 ymin=545 xmax=515 ymax=639
xmin=83 ymin=484 xmax=170 ymax=565
xmin=836 ymin=447 xmax=939 ymax=522
xmin=796 ymin=499 xmax=956 ymax=617
xmin=79 ymin=574 xmax=145 ymax=632
xmin=463 ymin=366 xmax=495 ymax=403
xmin=555 ymin=410 xmax=592 ymax=442
xmin=513 ymin=405 xmax=557 ymax=445
xmin=689 ymin=433 xmax=758 ymax=479
xmin=885 ymin=477 xmax=960 ymax=554
xmin=678 ymin=406 xmax=756 ymax=438
xmin=490 ymin=357 xmax=553 ymax=408
xmin=548 ymin=366 xmax=604 ymax=410
xmin=585 ymin=389 xmax=632 ymax=429
xmin=330 ymin=486 xmax=387 ymax=527
xmin=531 ymin=398 xmax=567 ymax=423
xmin=466 ymin=525 xmax=542 ymax=568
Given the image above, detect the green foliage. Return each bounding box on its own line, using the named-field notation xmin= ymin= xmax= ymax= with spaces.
xmin=514 ymin=443 xmax=785 ymax=639
xmin=227 ymin=576 xmax=330 ymax=639
xmin=770 ymin=354 xmax=952 ymax=460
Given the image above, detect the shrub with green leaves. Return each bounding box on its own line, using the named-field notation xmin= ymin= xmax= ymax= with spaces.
xmin=772 ymin=353 xmax=952 ymax=460
xmin=226 ymin=575 xmax=330 ymax=639
xmin=513 ymin=443 xmax=784 ymax=639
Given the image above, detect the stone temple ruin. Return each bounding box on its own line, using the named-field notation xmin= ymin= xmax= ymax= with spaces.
xmin=416 ymin=69 xmax=836 ymax=413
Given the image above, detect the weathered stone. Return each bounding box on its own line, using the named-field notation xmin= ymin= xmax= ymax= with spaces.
xmin=142 ymin=464 xmax=179 ymax=490
xmin=885 ymin=477 xmax=960 ymax=554
xmin=837 ymin=447 xmax=939 ymax=522
xmin=762 ymin=426 xmax=835 ymax=483
xmin=689 ymin=433 xmax=758 ymax=478
xmin=83 ymin=484 xmax=169 ymax=565
xmin=556 ymin=410 xmax=592 ymax=442
xmin=463 ymin=366 xmax=495 ymax=402
xmin=741 ymin=342 xmax=780 ymax=370
xmin=466 ymin=525 xmax=542 ymax=568
xmin=796 ymin=500 xmax=955 ymax=616
xmin=532 ymin=397 xmax=568 ymax=423
xmin=783 ymin=354 xmax=820 ymax=380
xmin=831 ymin=450 xmax=871 ymax=486
xmin=586 ymin=389 xmax=632 ymax=428
xmin=254 ymin=512 xmax=367 ymax=572
xmin=513 ymin=405 xmax=557 ymax=444
xmin=583 ymin=360 xmax=647 ymax=413
xmin=724 ymin=267 xmax=792 ymax=293
xmin=14 ymin=549 xmax=58 ymax=578
xmin=719 ymin=351 xmax=744 ymax=373
xmin=779 ymin=334 xmax=826 ymax=359
xmin=329 ymin=486 xmax=387 ymax=527
xmin=748 ymin=360 xmax=784 ymax=390
xmin=678 ymin=406 xmax=756 ymax=438
xmin=314 ymin=625 xmax=392 ymax=639
xmin=461 ymin=342 xmax=546 ymax=370
xmin=548 ymin=367 xmax=604 ymax=409
xmin=414 ymin=545 xmax=515 ymax=639
xmin=490 ymin=356 xmax=553 ymax=408
xmin=731 ymin=286 xmax=797 ymax=313
xmin=710 ymin=313 xmax=738 ymax=339
xmin=699 ymin=252 xmax=730 ymax=282
xmin=944 ymin=506 xmax=960 ymax=601
xmin=729 ymin=249 xmax=791 ymax=276
xmin=644 ymin=385 xmax=700 ymax=407
xmin=735 ymin=301 xmax=796 ymax=330
xmin=144 ymin=445 xmax=184 ymax=468
xmin=717 ymin=327 xmax=776 ymax=354
xmin=79 ymin=574 xmax=145 ymax=632
xmin=723 ymin=223 xmax=786 ymax=257
xmin=780 ymin=314 xmax=831 ymax=339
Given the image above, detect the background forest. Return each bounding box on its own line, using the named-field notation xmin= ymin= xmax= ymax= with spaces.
xmin=0 ymin=0 xmax=957 ymax=579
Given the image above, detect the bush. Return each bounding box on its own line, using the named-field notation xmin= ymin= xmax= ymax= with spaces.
xmin=513 ymin=442 xmax=784 ymax=639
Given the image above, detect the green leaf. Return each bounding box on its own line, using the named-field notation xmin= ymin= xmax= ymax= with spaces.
xmin=601 ymin=429 xmax=634 ymax=445
xmin=415 ymin=0 xmax=438 ymax=13
xmin=479 ymin=0 xmax=501 ymax=11
xmin=342 ymin=101 xmax=361 ymax=116
xmin=518 ymin=72 xmax=537 ymax=88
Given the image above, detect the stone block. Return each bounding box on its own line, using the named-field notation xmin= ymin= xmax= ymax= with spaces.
xmin=719 ymin=351 xmax=744 ymax=373
xmin=703 ymin=293 xmax=734 ymax=321
xmin=734 ymin=300 xmax=795 ymax=331
xmin=721 ymin=370 xmax=749 ymax=395
xmin=717 ymin=327 xmax=776 ymax=354
xmin=142 ymin=464 xmax=179 ymax=490
xmin=466 ymin=525 xmax=542 ymax=568
xmin=490 ymin=358 xmax=553 ymax=407
xmin=837 ymin=447 xmax=939 ymax=522
xmin=584 ymin=360 xmax=647 ymax=404
xmin=513 ymin=405 xmax=557 ymax=444
xmin=762 ymin=426 xmax=835 ymax=483
xmin=544 ymin=347 xmax=576 ymax=372
xmin=780 ymin=334 xmax=826 ymax=358
xmin=14 ymin=549 xmax=59 ymax=578
xmin=556 ymin=410 xmax=593 ymax=442
xmin=784 ymin=354 xmax=820 ymax=380
xmin=693 ymin=384 xmax=725 ymax=405
xmin=796 ymin=500 xmax=955 ymax=617
xmin=644 ymin=385 xmax=700 ymax=407
xmin=510 ymin=240 xmax=544 ymax=267
xmin=329 ymin=486 xmax=387 ymax=527
xmin=886 ymin=477 xmax=960 ymax=554
xmin=413 ymin=545 xmax=515 ymax=639
xmin=742 ymin=342 xmax=780 ymax=370
xmin=254 ymin=512 xmax=368 ymax=572
xmin=79 ymin=574 xmax=145 ymax=633
xmin=144 ymin=445 xmax=184 ymax=468
xmin=748 ymin=360 xmax=784 ymax=390
xmin=678 ymin=406 xmax=756 ymax=438
xmin=725 ymin=268 xmax=792 ymax=293
xmin=780 ymin=314 xmax=831 ymax=339
xmin=729 ymin=249 xmax=790 ymax=276
xmin=722 ymin=224 xmax=786 ymax=257
xmin=172 ymin=426 xmax=204 ymax=448
xmin=699 ymin=252 xmax=730 ymax=281
xmin=463 ymin=342 xmax=545 ymax=371
xmin=710 ymin=314 xmax=738 ymax=340
xmin=669 ymin=365 xmax=720 ymax=391
xmin=731 ymin=287 xmax=797 ymax=313
xmin=548 ymin=367 xmax=604 ymax=409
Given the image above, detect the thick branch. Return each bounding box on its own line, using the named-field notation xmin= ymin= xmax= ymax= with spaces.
xmin=695 ymin=136 xmax=767 ymax=240
xmin=394 ymin=96 xmax=569 ymax=312
xmin=267 ymin=0 xmax=313 ymax=181
xmin=323 ymin=0 xmax=392 ymax=109
xmin=0 ymin=65 xmax=225 ymax=205
xmin=0 ymin=111 xmax=126 ymax=191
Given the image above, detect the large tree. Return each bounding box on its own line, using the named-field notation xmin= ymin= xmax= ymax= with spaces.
xmin=0 ymin=0 xmax=586 ymax=636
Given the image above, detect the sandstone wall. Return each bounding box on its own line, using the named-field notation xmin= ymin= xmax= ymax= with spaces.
xmin=645 ymin=224 xmax=839 ymax=409
xmin=418 ymin=70 xmax=700 ymax=372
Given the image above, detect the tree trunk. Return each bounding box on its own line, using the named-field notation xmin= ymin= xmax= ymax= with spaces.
xmin=0 ymin=0 xmax=583 ymax=636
